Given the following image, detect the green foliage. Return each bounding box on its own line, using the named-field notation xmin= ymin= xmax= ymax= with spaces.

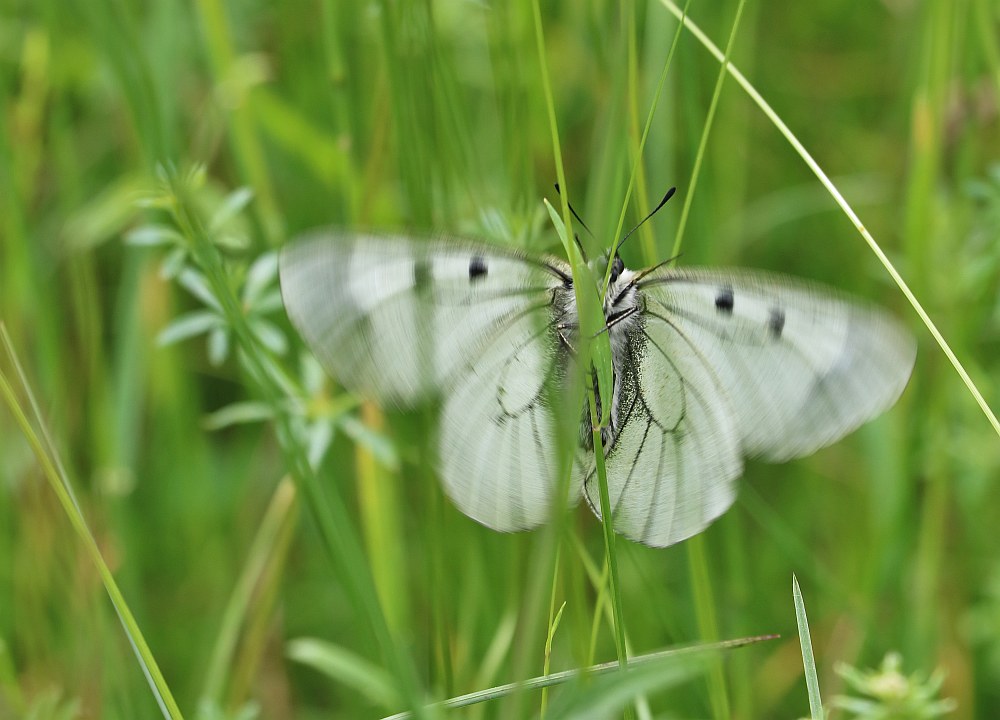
xmin=1 ymin=0 xmax=998 ymax=718
xmin=834 ymin=652 xmax=956 ymax=720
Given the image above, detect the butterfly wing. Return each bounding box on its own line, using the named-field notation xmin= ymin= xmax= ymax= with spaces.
xmin=584 ymin=267 xmax=915 ymax=547
xmin=636 ymin=268 xmax=916 ymax=461
xmin=581 ymin=312 xmax=744 ymax=547
xmin=279 ymin=232 xmax=580 ymax=531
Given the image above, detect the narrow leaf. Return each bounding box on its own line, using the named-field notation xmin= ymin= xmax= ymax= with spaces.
xmin=125 ymin=224 xmax=185 ymax=248
xmin=288 ymin=639 xmax=399 ymax=710
xmin=207 ymin=327 xmax=230 ymax=366
xmin=178 ymin=268 xmax=223 ymax=311
xmin=202 ymin=402 xmax=274 ymax=430
xmin=243 ymin=252 xmax=279 ymax=306
xmin=157 ymin=311 xmax=222 ymax=346
xmin=209 ymin=186 xmax=254 ymax=232
xmin=250 ymin=319 xmax=288 ymax=355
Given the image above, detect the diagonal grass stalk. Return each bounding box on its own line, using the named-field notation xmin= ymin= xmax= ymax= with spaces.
xmin=199 ymin=476 xmax=298 ymax=709
xmin=658 ymin=0 xmax=1000 ymax=439
xmin=671 ymin=0 xmax=747 ymax=260
xmin=381 ymin=635 xmax=777 ymax=720
xmin=531 ymin=6 xmax=633 ymax=711
xmin=667 ymin=3 xmax=749 ymax=718
xmin=0 ymin=325 xmax=184 ymax=720
xmin=531 ymin=0 xmax=627 ymax=707
xmin=539 ymin=592 xmax=567 ymax=719
xmin=608 ymin=0 xmax=691 ymax=281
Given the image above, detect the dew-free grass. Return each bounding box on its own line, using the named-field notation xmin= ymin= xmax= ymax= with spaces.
xmin=1 ymin=1 xmax=996 ymax=718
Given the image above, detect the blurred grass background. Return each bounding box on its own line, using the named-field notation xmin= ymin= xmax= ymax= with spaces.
xmin=2 ymin=0 xmax=1000 ymax=718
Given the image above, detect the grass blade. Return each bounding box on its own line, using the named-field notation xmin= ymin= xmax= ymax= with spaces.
xmin=0 ymin=324 xmax=184 ymax=719
xmin=657 ymin=0 xmax=1000 ymax=440
xmin=381 ymin=635 xmax=777 ymax=720
xmin=793 ymin=574 xmax=824 ymax=720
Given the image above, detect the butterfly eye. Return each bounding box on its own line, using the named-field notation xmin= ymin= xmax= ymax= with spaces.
xmin=610 ymin=255 xmax=625 ymax=282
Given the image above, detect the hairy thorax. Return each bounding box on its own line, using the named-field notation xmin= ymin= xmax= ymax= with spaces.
xmin=576 ymin=263 xmax=645 ymax=452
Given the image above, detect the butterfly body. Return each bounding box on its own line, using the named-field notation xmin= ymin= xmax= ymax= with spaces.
xmin=280 ymin=232 xmax=915 ymax=547
xmin=575 ymin=257 xmax=644 ymax=452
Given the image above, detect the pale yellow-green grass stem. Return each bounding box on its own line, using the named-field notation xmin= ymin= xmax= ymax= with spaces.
xmin=671 ymin=0 xmax=746 ymax=260
xmin=607 ymin=0 xmax=690 ymax=285
xmin=533 ymin=2 xmax=631 ymax=696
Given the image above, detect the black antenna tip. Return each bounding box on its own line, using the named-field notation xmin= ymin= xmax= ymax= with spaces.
xmin=655 ymin=187 xmax=677 ymax=211
xmin=618 ymin=186 xmax=679 ymax=249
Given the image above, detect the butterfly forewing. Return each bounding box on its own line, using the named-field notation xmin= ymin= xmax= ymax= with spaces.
xmin=280 ymin=233 xmax=572 ymax=405
xmin=280 ymin=233 xmax=582 ymax=531
xmin=636 ymin=269 xmax=916 ymax=462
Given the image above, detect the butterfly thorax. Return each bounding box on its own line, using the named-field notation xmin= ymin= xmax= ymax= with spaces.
xmin=579 ymin=262 xmax=645 ymax=453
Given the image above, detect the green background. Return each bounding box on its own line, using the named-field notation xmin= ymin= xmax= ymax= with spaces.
xmin=1 ymin=0 xmax=999 ymax=718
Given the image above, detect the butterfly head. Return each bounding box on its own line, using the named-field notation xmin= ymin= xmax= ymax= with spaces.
xmin=590 ymin=252 xmax=625 ymax=282
xmin=592 ymin=251 xmax=640 ymax=327
xmin=609 ymin=253 xmax=625 ymax=283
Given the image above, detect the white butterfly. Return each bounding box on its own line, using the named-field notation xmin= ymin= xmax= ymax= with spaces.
xmin=279 ymin=230 xmax=915 ymax=547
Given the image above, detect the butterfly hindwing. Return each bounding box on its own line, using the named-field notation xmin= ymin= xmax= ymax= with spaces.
xmin=439 ymin=295 xmax=581 ymax=531
xmin=582 ymin=308 xmax=743 ymax=547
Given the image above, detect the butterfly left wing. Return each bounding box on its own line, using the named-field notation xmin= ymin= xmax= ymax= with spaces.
xmin=280 ymin=232 xmax=574 ymax=404
xmin=280 ymin=232 xmax=582 ymax=532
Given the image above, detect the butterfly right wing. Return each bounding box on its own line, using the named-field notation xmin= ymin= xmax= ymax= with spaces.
xmin=636 ymin=268 xmax=915 ymax=462
xmin=279 ymin=232 xmax=581 ymax=531
xmin=583 ymin=266 xmax=914 ymax=548
xmin=581 ymin=311 xmax=744 ymax=547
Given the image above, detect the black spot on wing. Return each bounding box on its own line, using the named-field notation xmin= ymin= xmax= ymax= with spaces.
xmin=768 ymin=308 xmax=785 ymax=338
xmin=715 ymin=286 xmax=734 ymax=314
xmin=469 ymin=256 xmax=488 ymax=281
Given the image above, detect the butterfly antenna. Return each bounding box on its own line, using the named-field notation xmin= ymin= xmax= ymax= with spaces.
xmin=615 ymin=186 xmax=677 ymax=254
xmin=554 ymin=184 xmax=595 ymax=261
xmin=611 ymin=252 xmax=684 ymax=306
xmin=628 ymin=252 xmax=684 ymax=285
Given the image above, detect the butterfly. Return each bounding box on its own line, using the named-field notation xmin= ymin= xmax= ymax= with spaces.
xmin=279 ymin=228 xmax=915 ymax=548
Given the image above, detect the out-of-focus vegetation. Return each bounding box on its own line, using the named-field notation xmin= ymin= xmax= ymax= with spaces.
xmin=1 ymin=0 xmax=999 ymax=718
